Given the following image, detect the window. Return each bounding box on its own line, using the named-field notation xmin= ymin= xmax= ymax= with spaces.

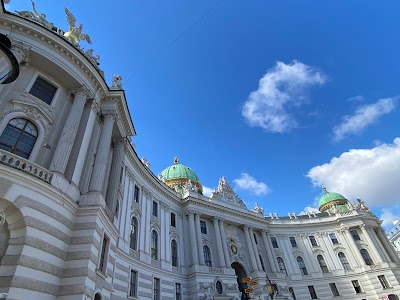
xmin=29 ymin=76 xmax=57 ymax=105
xmin=0 ymin=118 xmax=38 ymax=159
xmin=99 ymin=234 xmax=109 ymax=273
xmin=289 ymin=236 xmax=298 ymax=247
xmin=277 ymin=257 xmax=287 ymax=275
xmin=175 ymin=283 xmax=181 ymax=300
xmin=329 ymin=283 xmax=340 ymax=296
xmin=130 ymin=217 xmax=138 ymax=251
xmin=151 ymin=230 xmax=158 ymax=260
xmin=171 ymin=240 xmax=178 ymax=267
xmin=309 ymin=235 xmax=318 ymax=247
xmin=297 ymin=256 xmax=308 ymax=275
xmin=271 ymin=236 xmax=279 ymax=248
xmin=171 ymin=212 xmax=176 ymax=227
xmin=329 ymin=233 xmax=339 ymax=244
xmin=153 ymin=277 xmax=160 ymax=300
xmin=288 ymin=287 xmax=296 ymax=300
xmin=360 ymin=248 xmax=374 ymax=265
xmin=253 ymin=233 xmax=258 ymax=244
xmin=351 ymin=280 xmax=362 ymax=293
xmin=317 ymin=255 xmax=329 ymax=273
xmin=259 ymin=255 xmax=266 ymax=272
xmin=203 ymin=245 xmax=212 ymax=267
xmin=152 ymin=201 xmax=158 ymax=217
xmin=338 ymin=252 xmax=351 ymax=270
xmin=129 ymin=270 xmax=137 ymax=297
xmin=216 ymin=281 xmax=223 ymax=294
xmin=134 ymin=185 xmax=140 ymax=203
xmin=308 ymin=286 xmax=318 ymax=299
xmin=350 ymin=229 xmax=361 ymax=241
xmin=378 ymin=275 xmax=390 ymax=289
xmin=200 ymin=220 xmax=207 ymax=234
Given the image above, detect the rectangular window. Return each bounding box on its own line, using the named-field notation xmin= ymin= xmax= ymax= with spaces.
xmin=29 ymin=76 xmax=57 ymax=105
xmin=152 ymin=201 xmax=158 ymax=217
xmin=378 ymin=275 xmax=390 ymax=289
xmin=99 ymin=234 xmax=109 ymax=274
xmin=351 ymin=280 xmax=362 ymax=293
xmin=171 ymin=212 xmax=176 ymax=227
xmin=329 ymin=233 xmax=339 ymax=245
xmin=308 ymin=285 xmax=318 ymax=299
xmin=175 ymin=283 xmax=181 ymax=300
xmin=271 ymin=236 xmax=279 ymax=248
xmin=134 ymin=185 xmax=140 ymax=203
xmin=350 ymin=229 xmax=361 ymax=241
xmin=289 ymin=236 xmax=298 ymax=247
xmin=329 ymin=283 xmax=340 ymax=296
xmin=309 ymin=235 xmax=318 ymax=247
xmin=200 ymin=220 xmax=207 ymax=234
xmin=153 ymin=277 xmax=160 ymax=300
xmin=129 ymin=270 xmax=137 ymax=297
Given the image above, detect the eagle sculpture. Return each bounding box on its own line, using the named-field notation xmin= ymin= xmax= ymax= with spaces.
xmin=63 ymin=7 xmax=92 ymax=45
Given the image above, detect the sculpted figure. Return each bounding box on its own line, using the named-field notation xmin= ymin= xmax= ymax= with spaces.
xmin=64 ymin=7 xmax=92 ymax=45
xmin=112 ymin=74 xmax=123 ymax=89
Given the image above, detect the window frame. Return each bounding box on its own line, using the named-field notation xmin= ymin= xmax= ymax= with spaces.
xmin=171 ymin=239 xmax=178 ymax=267
xmin=277 ymin=257 xmax=287 ymax=275
xmin=171 ymin=212 xmax=176 ymax=227
xmin=360 ymin=248 xmax=374 ymax=265
xmin=153 ymin=277 xmax=160 ymax=300
xmin=130 ymin=217 xmax=138 ymax=251
xmin=308 ymin=285 xmax=318 ymax=299
xmin=296 ymin=256 xmax=308 ymax=275
xmin=289 ymin=236 xmax=298 ymax=247
xmin=338 ymin=252 xmax=351 ymax=270
xmin=378 ymin=275 xmax=390 ymax=289
xmin=329 ymin=233 xmax=339 ymax=245
xmin=317 ymin=254 xmax=329 ymax=273
xmin=25 ymin=72 xmax=61 ymax=107
xmin=200 ymin=220 xmax=207 ymax=234
xmin=329 ymin=283 xmax=340 ymax=296
xmin=203 ymin=245 xmax=212 ymax=267
xmin=351 ymin=280 xmax=362 ymax=294
xmin=175 ymin=282 xmax=181 ymax=300
xmin=350 ymin=229 xmax=361 ymax=241
xmin=98 ymin=233 xmax=110 ymax=275
xmin=271 ymin=236 xmax=279 ymax=248
xmin=133 ymin=185 xmax=140 ymax=203
xmin=129 ymin=269 xmax=138 ymax=298
xmin=151 ymin=230 xmax=158 ymax=260
xmin=309 ymin=235 xmax=318 ymax=247
xmin=152 ymin=201 xmax=158 ymax=217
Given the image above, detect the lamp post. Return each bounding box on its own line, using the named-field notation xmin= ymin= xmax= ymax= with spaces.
xmin=264 ymin=274 xmax=277 ymax=299
xmin=0 ymin=33 xmax=20 ymax=84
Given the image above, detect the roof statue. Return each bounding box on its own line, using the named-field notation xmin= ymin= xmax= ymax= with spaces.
xmin=64 ymin=7 xmax=92 ymax=45
xmin=252 ymin=202 xmax=264 ymax=216
xmin=211 ymin=176 xmax=247 ymax=209
xmin=112 ymin=74 xmax=123 ymax=89
xmin=15 ymin=1 xmax=54 ymax=29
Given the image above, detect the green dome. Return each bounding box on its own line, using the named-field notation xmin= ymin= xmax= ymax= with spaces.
xmin=318 ymin=188 xmax=347 ymax=212
xmin=159 ymin=157 xmax=203 ymax=193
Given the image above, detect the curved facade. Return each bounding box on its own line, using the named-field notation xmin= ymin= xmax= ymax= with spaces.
xmin=0 ymin=4 xmax=399 ymax=300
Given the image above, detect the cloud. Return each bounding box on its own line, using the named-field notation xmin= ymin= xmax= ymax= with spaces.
xmin=299 ymin=206 xmax=319 ymax=215
xmin=233 ymin=173 xmax=270 ymax=196
xmin=242 ymin=60 xmax=326 ymax=133
xmin=347 ymin=95 xmax=364 ymax=102
xmin=332 ymin=98 xmax=396 ymax=142
xmin=380 ymin=208 xmax=400 ymax=228
xmin=307 ymin=138 xmax=400 ymax=207
xmin=202 ymin=186 xmax=214 ymax=197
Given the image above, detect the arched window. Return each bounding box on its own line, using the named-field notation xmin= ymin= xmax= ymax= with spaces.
xmin=0 ymin=118 xmax=38 ymax=158
xmin=338 ymin=252 xmax=351 ymax=270
xmin=297 ymin=256 xmax=308 ymax=275
xmin=94 ymin=293 xmax=102 ymax=300
xmin=130 ymin=217 xmax=138 ymax=251
xmin=317 ymin=254 xmax=329 ymax=273
xmin=277 ymin=257 xmax=287 ymax=275
xmin=216 ymin=281 xmax=223 ymax=294
xmin=259 ymin=255 xmax=266 ymax=271
xmin=203 ymin=245 xmax=212 ymax=267
xmin=360 ymin=248 xmax=374 ymax=265
xmin=171 ymin=239 xmax=178 ymax=267
xmin=151 ymin=230 xmax=158 ymax=260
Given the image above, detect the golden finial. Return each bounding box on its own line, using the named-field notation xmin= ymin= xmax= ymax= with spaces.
xmin=174 ymin=157 xmax=179 ymax=164
xmin=63 ymin=7 xmax=92 ymax=45
xmin=322 ymin=186 xmax=328 ymax=193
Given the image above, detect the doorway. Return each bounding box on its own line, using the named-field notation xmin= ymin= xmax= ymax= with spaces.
xmin=231 ymin=262 xmax=250 ymax=300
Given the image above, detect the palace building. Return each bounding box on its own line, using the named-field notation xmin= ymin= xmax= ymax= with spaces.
xmin=0 ymin=2 xmax=399 ymax=300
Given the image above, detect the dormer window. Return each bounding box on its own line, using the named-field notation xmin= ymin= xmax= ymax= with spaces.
xmin=29 ymin=76 xmax=57 ymax=105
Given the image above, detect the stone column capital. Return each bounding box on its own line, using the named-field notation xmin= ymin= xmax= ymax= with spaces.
xmin=142 ymin=186 xmax=152 ymax=198
xmin=102 ymin=109 xmax=117 ymax=122
xmin=71 ymin=85 xmax=92 ymax=99
xmin=186 ymin=209 xmax=196 ymax=217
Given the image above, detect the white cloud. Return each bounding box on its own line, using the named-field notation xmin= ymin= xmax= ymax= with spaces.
xmin=380 ymin=208 xmax=400 ymax=228
xmin=347 ymin=95 xmax=364 ymax=102
xmin=299 ymin=206 xmax=319 ymax=215
xmin=307 ymin=138 xmax=400 ymax=208
xmin=332 ymin=98 xmax=396 ymax=142
xmin=202 ymin=186 xmax=214 ymax=197
xmin=242 ymin=60 xmax=326 ymax=133
xmin=233 ymin=173 xmax=270 ymax=196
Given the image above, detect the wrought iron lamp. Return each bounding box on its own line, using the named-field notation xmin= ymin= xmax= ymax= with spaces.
xmin=264 ymin=274 xmax=277 ymax=298
xmin=0 ymin=33 xmax=19 ymax=84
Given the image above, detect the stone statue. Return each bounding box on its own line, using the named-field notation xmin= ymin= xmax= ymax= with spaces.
xmin=84 ymin=49 xmax=100 ymax=65
xmin=204 ymin=287 xmax=214 ymax=300
xmin=112 ymin=74 xmax=123 ymax=89
xmin=64 ymin=7 xmax=92 ymax=45
xmin=253 ymin=202 xmax=264 ymax=215
xmin=357 ymin=199 xmax=370 ymax=211
xmin=15 ymin=1 xmax=54 ymax=29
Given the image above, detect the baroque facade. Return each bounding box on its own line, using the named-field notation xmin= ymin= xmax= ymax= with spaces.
xmin=0 ymin=3 xmax=400 ymax=300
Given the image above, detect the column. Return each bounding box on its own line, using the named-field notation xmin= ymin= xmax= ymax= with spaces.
xmin=360 ymin=225 xmax=383 ymax=263
xmin=243 ymin=225 xmax=258 ymax=272
xmin=164 ymin=204 xmax=171 ymax=263
xmin=376 ymin=228 xmax=400 ymax=263
xmin=119 ymin=171 xmax=130 ymax=237
xmin=219 ymin=219 xmax=231 ymax=267
xmin=178 ymin=213 xmax=186 ymax=267
xmin=71 ymin=100 xmax=99 ymax=186
xmin=369 ymin=227 xmax=391 ymax=262
xmin=88 ymin=111 xmax=116 ymax=192
xmin=160 ymin=203 xmax=166 ymax=262
xmin=299 ymin=235 xmax=318 ymax=273
xmin=341 ymin=228 xmax=363 ymax=266
xmin=250 ymin=228 xmax=262 ymax=271
xmin=123 ymin=173 xmax=134 ymax=242
xmin=320 ymin=233 xmax=339 ymax=270
xmin=279 ymin=236 xmax=295 ymax=274
xmin=261 ymin=230 xmax=278 ymax=272
xmin=188 ymin=212 xmax=199 ymax=265
xmin=105 ymin=139 xmax=125 ymax=211
xmin=139 ymin=186 xmax=148 ymax=253
xmin=50 ymin=86 xmax=90 ymax=174
xmin=213 ymin=218 xmax=226 ymax=267
xmin=195 ymin=213 xmax=205 ymax=265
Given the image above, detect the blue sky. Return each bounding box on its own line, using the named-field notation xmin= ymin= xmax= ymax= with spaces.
xmin=6 ymin=0 xmax=400 ymax=229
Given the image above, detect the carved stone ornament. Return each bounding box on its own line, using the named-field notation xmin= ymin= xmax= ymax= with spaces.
xmin=111 ymin=74 xmax=123 ymax=89
xmin=0 ymin=212 xmax=5 ymax=226
xmin=210 ymin=176 xmax=247 ymax=209
xmin=15 ymin=1 xmax=54 ymax=29
xmin=252 ymin=202 xmax=264 ymax=216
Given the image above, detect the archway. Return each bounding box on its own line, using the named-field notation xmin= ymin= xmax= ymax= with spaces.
xmin=388 ymin=294 xmax=399 ymax=300
xmin=94 ymin=292 xmax=102 ymax=300
xmin=231 ymin=262 xmax=250 ymax=300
